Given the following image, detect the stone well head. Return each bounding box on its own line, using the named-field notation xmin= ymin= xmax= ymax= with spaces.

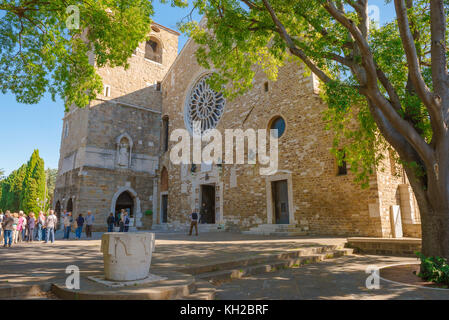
xmin=101 ymin=232 xmax=156 ymax=281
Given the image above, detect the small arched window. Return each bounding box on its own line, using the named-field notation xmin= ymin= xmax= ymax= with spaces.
xmin=145 ymin=38 xmax=162 ymax=64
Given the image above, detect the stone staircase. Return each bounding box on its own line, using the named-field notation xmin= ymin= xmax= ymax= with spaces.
xmin=181 ymin=244 xmax=353 ymax=288
xmin=242 ymin=224 xmax=308 ymax=236
xmin=151 ymin=223 xmax=226 ymax=233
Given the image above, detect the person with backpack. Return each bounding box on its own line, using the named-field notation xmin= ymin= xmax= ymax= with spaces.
xmin=189 ymin=210 xmax=199 ymax=236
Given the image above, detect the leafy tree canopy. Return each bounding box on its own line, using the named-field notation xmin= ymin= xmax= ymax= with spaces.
xmin=0 ymin=0 xmax=187 ymax=109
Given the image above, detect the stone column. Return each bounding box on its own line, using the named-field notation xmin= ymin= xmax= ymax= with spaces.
xmin=399 ymin=184 xmax=415 ymax=224
xmin=152 ymin=178 xmax=158 ymax=225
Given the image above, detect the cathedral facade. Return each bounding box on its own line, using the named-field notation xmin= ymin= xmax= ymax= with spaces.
xmin=55 ymin=22 xmax=422 ymax=237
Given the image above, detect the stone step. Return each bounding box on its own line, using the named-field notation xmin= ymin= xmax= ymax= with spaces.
xmin=0 ymin=283 xmax=52 ymax=299
xmin=151 ymin=224 xmax=226 ymax=233
xmin=195 ymin=249 xmax=353 ymax=284
xmin=181 ymin=245 xmax=348 ymax=275
xmin=243 ymin=224 xmax=308 ymax=236
xmin=177 ymin=280 xmax=216 ymax=300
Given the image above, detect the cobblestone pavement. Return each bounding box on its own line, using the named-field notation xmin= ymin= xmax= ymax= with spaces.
xmin=215 ymin=255 xmax=449 ymax=300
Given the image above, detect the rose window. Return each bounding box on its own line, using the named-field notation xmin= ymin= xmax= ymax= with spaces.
xmin=185 ymin=74 xmax=225 ymax=134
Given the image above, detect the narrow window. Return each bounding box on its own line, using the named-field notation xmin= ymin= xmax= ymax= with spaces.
xmin=264 ymin=82 xmax=269 ymax=92
xmin=337 ymin=151 xmax=348 ymax=176
xmin=64 ymin=122 xmax=69 ymax=138
xmin=156 ymin=82 xmax=162 ymax=92
xmin=162 ymin=116 xmax=169 ymax=152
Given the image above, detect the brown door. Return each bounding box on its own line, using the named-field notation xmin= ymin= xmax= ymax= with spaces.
xmin=272 ymin=180 xmax=289 ymax=224
xmin=200 ymin=185 xmax=216 ymax=224
xmin=161 ymin=195 xmax=168 ymax=223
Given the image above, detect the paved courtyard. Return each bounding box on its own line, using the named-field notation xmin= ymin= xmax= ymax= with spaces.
xmin=215 ymin=254 xmax=449 ymax=300
xmin=0 ymin=230 xmax=447 ymax=299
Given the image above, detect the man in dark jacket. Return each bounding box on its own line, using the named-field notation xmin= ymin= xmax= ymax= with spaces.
xmin=107 ymin=213 xmax=115 ymax=232
xmin=2 ymin=211 xmax=14 ymax=247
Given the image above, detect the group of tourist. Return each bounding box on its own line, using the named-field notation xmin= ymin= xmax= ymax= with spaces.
xmin=0 ymin=210 xmax=58 ymax=247
xmin=0 ymin=208 xmax=133 ymax=248
xmin=109 ymin=209 xmax=131 ymax=233
xmin=61 ymin=210 xmax=95 ymax=240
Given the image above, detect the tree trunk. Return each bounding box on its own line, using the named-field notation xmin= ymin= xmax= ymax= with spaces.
xmin=408 ymin=166 xmax=449 ymax=260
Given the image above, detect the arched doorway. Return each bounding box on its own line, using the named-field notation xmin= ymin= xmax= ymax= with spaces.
xmin=66 ymin=198 xmax=73 ymax=213
xmin=55 ymin=201 xmax=61 ymax=220
xmin=115 ymin=191 xmax=134 ymax=222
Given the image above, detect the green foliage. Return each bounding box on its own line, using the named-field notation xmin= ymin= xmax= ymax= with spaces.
xmin=21 ymin=150 xmax=46 ymax=214
xmin=0 ymin=150 xmax=47 ymax=213
xmin=416 ymin=252 xmax=449 ymax=286
xmin=178 ymin=0 xmax=447 ymax=188
xmin=0 ymin=0 xmax=187 ymax=108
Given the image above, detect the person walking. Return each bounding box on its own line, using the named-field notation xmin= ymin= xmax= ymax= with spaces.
xmin=45 ymin=210 xmax=57 ymax=244
xmin=63 ymin=212 xmax=73 ymax=240
xmin=107 ymin=213 xmax=115 ymax=232
xmin=27 ymin=212 xmax=35 ymax=242
xmin=75 ymin=214 xmax=84 ymax=240
xmin=188 ymin=210 xmax=199 ymax=236
xmin=85 ymin=211 xmax=94 ymax=238
xmin=2 ymin=211 xmax=14 ymax=247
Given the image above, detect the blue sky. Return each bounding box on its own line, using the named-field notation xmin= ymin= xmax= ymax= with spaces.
xmin=0 ymin=0 xmax=394 ymax=176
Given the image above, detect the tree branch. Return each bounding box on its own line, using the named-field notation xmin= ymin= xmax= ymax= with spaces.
xmin=394 ymin=0 xmax=443 ymax=128
xmin=261 ymin=0 xmax=332 ymax=83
